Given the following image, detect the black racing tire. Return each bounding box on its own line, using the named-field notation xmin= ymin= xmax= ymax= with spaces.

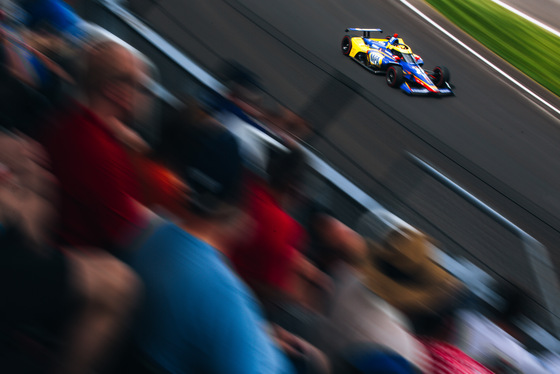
xmin=386 ymin=65 xmax=404 ymax=88
xmin=341 ymin=36 xmax=351 ymax=56
xmin=432 ymin=66 xmax=450 ymax=87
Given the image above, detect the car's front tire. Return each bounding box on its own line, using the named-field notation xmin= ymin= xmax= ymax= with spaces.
xmin=386 ymin=65 xmax=404 ymax=88
xmin=341 ymin=36 xmax=351 ymax=56
xmin=431 ymin=66 xmax=450 ymax=87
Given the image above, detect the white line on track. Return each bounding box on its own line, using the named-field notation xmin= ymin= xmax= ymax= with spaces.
xmin=399 ymin=0 xmax=560 ymax=117
xmin=489 ymin=0 xmax=560 ymax=38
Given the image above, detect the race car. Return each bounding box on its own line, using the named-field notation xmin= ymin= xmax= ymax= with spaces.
xmin=341 ymin=28 xmax=453 ymax=96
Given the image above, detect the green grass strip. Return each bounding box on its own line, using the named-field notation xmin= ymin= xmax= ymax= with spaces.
xmin=425 ymin=0 xmax=560 ymax=97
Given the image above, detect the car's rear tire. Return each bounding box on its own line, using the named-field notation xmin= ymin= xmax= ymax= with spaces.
xmin=386 ymin=65 xmax=404 ymax=88
xmin=432 ymin=66 xmax=450 ymax=87
xmin=341 ymin=36 xmax=351 ymax=56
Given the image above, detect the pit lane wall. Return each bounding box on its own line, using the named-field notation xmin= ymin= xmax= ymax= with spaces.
xmin=81 ymin=0 xmax=560 ymax=351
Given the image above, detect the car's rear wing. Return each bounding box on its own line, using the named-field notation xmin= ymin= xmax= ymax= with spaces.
xmin=345 ymin=28 xmax=383 ymax=37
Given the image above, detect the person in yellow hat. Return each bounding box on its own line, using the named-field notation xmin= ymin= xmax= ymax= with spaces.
xmin=361 ymin=226 xmax=464 ymax=318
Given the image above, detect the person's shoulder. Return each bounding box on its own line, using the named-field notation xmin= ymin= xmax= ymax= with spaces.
xmin=139 ymin=222 xmax=197 ymax=252
xmin=150 ymin=227 xmax=238 ymax=282
xmin=204 ymin=254 xmax=247 ymax=290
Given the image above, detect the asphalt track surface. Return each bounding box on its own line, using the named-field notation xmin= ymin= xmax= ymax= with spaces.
xmin=129 ymin=0 xmax=560 ymax=329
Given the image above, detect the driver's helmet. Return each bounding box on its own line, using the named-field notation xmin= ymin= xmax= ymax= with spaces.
xmin=388 ymin=33 xmax=399 ymax=46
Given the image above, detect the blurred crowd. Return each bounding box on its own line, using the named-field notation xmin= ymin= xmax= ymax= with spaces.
xmin=2 ymin=1 xmax=560 ymax=373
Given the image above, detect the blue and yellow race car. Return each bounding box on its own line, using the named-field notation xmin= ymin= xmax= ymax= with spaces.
xmin=342 ymin=28 xmax=453 ymax=96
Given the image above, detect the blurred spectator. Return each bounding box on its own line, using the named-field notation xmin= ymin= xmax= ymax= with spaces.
xmin=202 ymin=61 xmax=312 ymax=174
xmin=41 ymin=39 xmax=151 ymax=251
xmin=88 ymin=43 xmax=176 ymax=216
xmin=0 ymin=132 xmax=140 ymax=374
xmin=453 ymin=281 xmax=551 ymax=373
xmin=120 ymin=120 xmax=299 ymax=374
xmin=229 ymin=145 xmax=330 ymax=318
xmin=203 ymin=61 xmax=274 ymax=174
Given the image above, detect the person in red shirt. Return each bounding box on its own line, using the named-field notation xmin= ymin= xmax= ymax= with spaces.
xmin=233 ymin=174 xmax=306 ymax=294
xmin=42 ymin=40 xmax=150 ymax=251
xmin=230 ymin=145 xmax=329 ymax=317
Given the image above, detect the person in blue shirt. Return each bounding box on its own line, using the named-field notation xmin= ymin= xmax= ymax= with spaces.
xmin=123 ymin=116 xmax=298 ymax=373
